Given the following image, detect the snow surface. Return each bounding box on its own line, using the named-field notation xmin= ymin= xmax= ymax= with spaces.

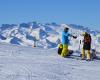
xmin=0 ymin=43 xmax=100 ymax=80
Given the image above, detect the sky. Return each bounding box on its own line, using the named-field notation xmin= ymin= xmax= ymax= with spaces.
xmin=0 ymin=0 xmax=100 ymax=30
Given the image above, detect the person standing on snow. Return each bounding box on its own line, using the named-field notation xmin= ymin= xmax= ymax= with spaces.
xmin=82 ymin=32 xmax=91 ymax=61
xmin=61 ymin=27 xmax=77 ymax=57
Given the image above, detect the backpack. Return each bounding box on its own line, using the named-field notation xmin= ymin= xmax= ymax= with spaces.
xmin=58 ymin=44 xmax=63 ymax=55
xmin=84 ymin=34 xmax=91 ymax=43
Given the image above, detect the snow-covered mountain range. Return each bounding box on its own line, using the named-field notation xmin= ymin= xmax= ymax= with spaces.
xmin=0 ymin=22 xmax=100 ymax=51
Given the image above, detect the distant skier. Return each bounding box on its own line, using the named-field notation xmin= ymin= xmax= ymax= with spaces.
xmin=61 ymin=27 xmax=77 ymax=57
xmin=82 ymin=32 xmax=91 ymax=61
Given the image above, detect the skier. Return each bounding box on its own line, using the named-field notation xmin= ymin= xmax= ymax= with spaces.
xmin=82 ymin=32 xmax=91 ymax=61
xmin=61 ymin=27 xmax=77 ymax=57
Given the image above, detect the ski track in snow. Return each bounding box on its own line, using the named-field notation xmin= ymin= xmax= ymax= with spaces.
xmin=0 ymin=43 xmax=100 ymax=80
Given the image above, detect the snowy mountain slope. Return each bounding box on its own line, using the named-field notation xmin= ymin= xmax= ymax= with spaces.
xmin=0 ymin=22 xmax=100 ymax=52
xmin=0 ymin=43 xmax=100 ymax=80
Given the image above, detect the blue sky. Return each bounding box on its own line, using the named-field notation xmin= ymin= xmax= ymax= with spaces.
xmin=0 ymin=0 xmax=100 ymax=30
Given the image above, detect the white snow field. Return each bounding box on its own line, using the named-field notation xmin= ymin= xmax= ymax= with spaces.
xmin=0 ymin=43 xmax=100 ymax=80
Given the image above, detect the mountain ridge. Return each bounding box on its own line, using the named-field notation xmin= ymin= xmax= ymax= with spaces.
xmin=0 ymin=22 xmax=100 ymax=50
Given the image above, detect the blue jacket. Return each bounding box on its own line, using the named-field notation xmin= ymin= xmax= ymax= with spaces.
xmin=62 ymin=31 xmax=71 ymax=44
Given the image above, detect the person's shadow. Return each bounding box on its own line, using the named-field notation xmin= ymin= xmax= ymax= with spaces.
xmin=94 ymin=56 xmax=100 ymax=60
xmin=91 ymin=50 xmax=100 ymax=61
xmin=93 ymin=52 xmax=100 ymax=61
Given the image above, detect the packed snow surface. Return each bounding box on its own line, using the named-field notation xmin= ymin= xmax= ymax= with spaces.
xmin=0 ymin=43 xmax=100 ymax=80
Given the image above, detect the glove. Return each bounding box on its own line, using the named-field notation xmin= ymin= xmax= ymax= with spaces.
xmin=73 ymin=36 xmax=77 ymax=39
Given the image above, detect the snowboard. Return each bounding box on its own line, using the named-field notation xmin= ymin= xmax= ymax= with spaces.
xmin=65 ymin=50 xmax=82 ymax=60
xmin=64 ymin=50 xmax=74 ymax=58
